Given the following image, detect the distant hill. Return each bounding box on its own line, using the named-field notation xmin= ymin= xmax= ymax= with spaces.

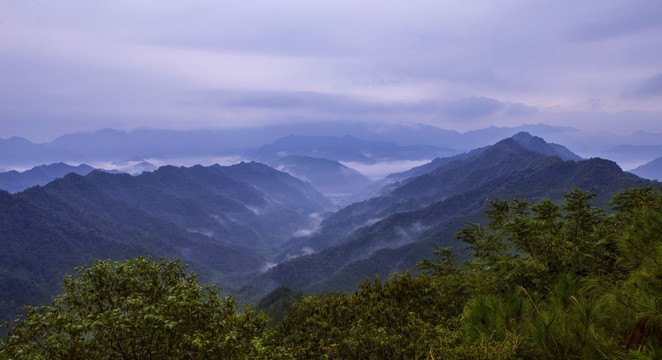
xmin=270 ymin=156 xmax=372 ymax=198
xmin=255 ymin=134 xmax=649 ymax=292
xmin=510 ymin=132 xmax=582 ymax=161
xmin=0 ymin=162 xmax=95 ymax=193
xmin=3 ymin=123 xmax=661 ymax=172
xmin=601 ymin=144 xmax=662 ymax=169
xmin=630 ymin=156 xmax=662 ymax=181
xmin=366 ymin=131 xmax=576 ymax=192
xmin=386 ymin=132 xmax=581 ymax=200
xmin=249 ymin=135 xmax=458 ymax=164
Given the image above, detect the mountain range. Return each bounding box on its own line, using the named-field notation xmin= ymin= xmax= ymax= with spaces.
xmin=249 ymin=135 xmax=457 ymax=164
xmin=253 ymin=133 xmax=651 ymax=292
xmin=3 ymin=122 xmax=662 ymax=173
xmin=0 ymin=130 xmax=657 ymax=327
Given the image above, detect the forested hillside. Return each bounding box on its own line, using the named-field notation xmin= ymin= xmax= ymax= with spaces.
xmin=3 ymin=187 xmax=661 ymax=359
xmin=0 ymin=162 xmax=331 ymax=325
xmin=257 ymin=134 xmax=651 ymax=293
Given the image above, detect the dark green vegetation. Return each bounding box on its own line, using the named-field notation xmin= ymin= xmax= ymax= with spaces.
xmin=1 ymin=257 xmax=267 ymax=359
xmin=3 ymin=187 xmax=661 ymax=359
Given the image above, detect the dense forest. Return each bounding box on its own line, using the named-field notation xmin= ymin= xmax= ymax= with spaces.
xmin=2 ymin=186 xmax=661 ymax=359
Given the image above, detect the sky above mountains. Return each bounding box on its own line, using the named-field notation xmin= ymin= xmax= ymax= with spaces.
xmin=2 ymin=0 xmax=662 ymax=142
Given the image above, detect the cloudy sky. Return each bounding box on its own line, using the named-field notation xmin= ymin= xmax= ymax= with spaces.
xmin=1 ymin=0 xmax=661 ymax=141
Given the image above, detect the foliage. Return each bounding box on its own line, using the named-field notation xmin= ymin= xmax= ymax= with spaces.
xmin=260 ymin=186 xmax=662 ymax=359
xmin=260 ymin=272 xmax=471 ymax=359
xmin=1 ymin=257 xmax=267 ymax=359
xmin=457 ymin=186 xmax=662 ymax=359
xmin=256 ymin=286 xmax=305 ymax=327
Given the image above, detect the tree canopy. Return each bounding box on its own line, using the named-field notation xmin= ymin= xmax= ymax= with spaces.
xmin=0 ymin=257 xmax=267 ymax=359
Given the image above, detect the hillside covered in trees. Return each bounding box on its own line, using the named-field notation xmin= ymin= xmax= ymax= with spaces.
xmin=3 ymin=186 xmax=661 ymax=359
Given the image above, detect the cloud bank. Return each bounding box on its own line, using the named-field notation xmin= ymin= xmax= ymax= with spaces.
xmin=1 ymin=0 xmax=661 ymax=141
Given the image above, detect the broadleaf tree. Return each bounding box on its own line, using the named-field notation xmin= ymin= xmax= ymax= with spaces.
xmin=0 ymin=256 xmax=267 ymax=359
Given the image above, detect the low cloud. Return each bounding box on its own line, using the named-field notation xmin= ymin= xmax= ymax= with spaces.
xmin=260 ymin=262 xmax=277 ymax=273
xmin=194 ymin=90 xmax=390 ymax=115
xmin=284 ymin=246 xmax=316 ymax=262
xmin=439 ymin=96 xmax=505 ymax=120
xmin=564 ymin=1 xmax=662 ymax=42
xmin=291 ymin=212 xmax=324 ymax=237
xmin=3 ymin=1 xmax=662 ymax=140
xmin=504 ymin=102 xmax=539 ymax=116
xmin=624 ymin=73 xmax=662 ymax=98
xmin=194 ymin=90 xmax=538 ymax=124
xmin=587 ymin=99 xmax=602 ymax=111
xmin=341 ymin=159 xmax=432 ymax=180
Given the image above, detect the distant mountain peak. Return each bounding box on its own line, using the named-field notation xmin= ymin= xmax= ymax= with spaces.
xmin=509 ymin=132 xmax=582 ymax=162
xmin=0 ymin=162 xmax=96 ymax=193
xmin=631 ymin=156 xmax=662 ymax=181
xmin=6 ymin=136 xmax=33 ymax=143
xmin=251 ymin=134 xmax=457 ymax=164
xmin=510 ymin=131 xmax=535 ymax=141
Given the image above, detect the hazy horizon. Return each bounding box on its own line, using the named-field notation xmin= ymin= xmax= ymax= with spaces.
xmin=2 ymin=1 xmax=662 ymax=142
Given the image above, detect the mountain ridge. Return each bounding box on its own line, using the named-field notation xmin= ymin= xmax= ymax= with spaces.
xmin=255 ymin=135 xmax=649 ymax=292
xmin=631 ymin=156 xmax=662 ymax=181
xmin=0 ymin=161 xmax=333 ymax=324
xmin=0 ymin=162 xmax=95 ymax=193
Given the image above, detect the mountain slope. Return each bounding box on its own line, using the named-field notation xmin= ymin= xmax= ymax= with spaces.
xmin=510 ymin=132 xmax=582 ymax=161
xmin=0 ymin=162 xmax=333 ymax=324
xmin=271 ymin=155 xmax=372 ymax=197
xmin=255 ymin=138 xmax=649 ymax=292
xmin=0 ymin=183 xmax=261 ymax=325
xmin=630 ymin=156 xmax=662 ymax=181
xmin=314 ymin=134 xmax=569 ymax=244
xmin=78 ymin=162 xmax=332 ymax=254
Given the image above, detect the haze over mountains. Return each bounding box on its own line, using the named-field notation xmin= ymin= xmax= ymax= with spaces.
xmin=3 ymin=122 xmax=662 ymax=175
xmin=1 ymin=129 xmax=658 ymax=326
xmin=631 ymin=156 xmax=662 ymax=181
xmin=0 ymin=163 xmax=95 ymax=193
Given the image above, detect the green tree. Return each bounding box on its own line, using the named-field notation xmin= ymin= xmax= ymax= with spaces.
xmin=1 ymin=256 xmax=267 ymax=359
xmin=457 ymin=187 xmax=662 ymax=359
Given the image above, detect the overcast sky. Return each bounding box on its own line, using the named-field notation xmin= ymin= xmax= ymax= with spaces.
xmin=2 ymin=0 xmax=662 ymax=142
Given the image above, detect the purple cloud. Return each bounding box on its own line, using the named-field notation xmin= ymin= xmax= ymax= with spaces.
xmin=624 ymin=73 xmax=662 ymax=98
